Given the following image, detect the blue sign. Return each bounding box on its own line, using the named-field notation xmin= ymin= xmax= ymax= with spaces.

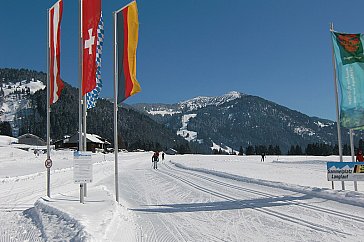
xmin=327 ymin=162 xmax=364 ymax=181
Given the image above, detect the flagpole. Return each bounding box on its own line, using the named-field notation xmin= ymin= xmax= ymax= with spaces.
xmin=83 ymin=95 xmax=87 ymax=197
xmin=330 ymin=22 xmax=345 ymax=190
xmin=83 ymin=98 xmax=87 ymax=152
xmin=350 ymin=129 xmax=358 ymax=191
xmin=46 ymin=8 xmax=51 ymax=198
xmin=79 ymin=0 xmax=85 ymax=204
xmin=113 ymin=11 xmax=119 ymax=203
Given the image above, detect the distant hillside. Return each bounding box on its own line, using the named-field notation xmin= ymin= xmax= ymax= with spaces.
xmin=2 ymin=68 xmax=363 ymax=155
xmin=0 ymin=68 xmax=46 ymax=136
xmin=0 ymin=68 xmax=192 ymax=152
xmin=0 ymin=68 xmax=47 ymax=84
xmin=132 ymin=91 xmax=364 ymax=153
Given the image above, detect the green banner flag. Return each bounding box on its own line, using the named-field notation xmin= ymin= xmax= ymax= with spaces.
xmin=332 ymin=32 xmax=364 ymax=128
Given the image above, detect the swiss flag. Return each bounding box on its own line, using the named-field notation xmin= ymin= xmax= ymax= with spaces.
xmin=82 ymin=0 xmax=101 ymax=95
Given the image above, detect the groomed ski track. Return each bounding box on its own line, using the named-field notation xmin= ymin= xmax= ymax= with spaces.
xmin=1 ymin=152 xmax=364 ymax=241
xmin=120 ymin=159 xmax=364 ymax=242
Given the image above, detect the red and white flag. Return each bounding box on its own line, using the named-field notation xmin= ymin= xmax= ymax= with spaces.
xmin=49 ymin=0 xmax=64 ymax=104
xmin=82 ymin=0 xmax=101 ymax=95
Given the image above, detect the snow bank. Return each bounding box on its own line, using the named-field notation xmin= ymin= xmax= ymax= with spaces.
xmin=34 ymin=198 xmax=91 ymax=241
xmin=171 ymin=161 xmax=364 ymax=207
xmin=33 ymin=186 xmax=139 ymax=241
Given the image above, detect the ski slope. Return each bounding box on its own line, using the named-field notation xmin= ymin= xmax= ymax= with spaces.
xmin=1 ymin=137 xmax=364 ymax=241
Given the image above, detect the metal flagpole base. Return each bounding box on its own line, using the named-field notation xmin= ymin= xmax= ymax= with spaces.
xmin=80 ymin=184 xmax=84 ymax=204
xmin=47 ymin=168 xmax=51 ymax=197
xmin=84 ymin=183 xmax=87 ymax=197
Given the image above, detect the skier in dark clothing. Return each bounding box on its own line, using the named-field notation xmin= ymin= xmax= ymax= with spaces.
xmin=152 ymin=152 xmax=159 ymax=169
xmin=261 ymin=153 xmax=266 ymax=162
xmin=162 ymin=152 xmax=165 ymax=161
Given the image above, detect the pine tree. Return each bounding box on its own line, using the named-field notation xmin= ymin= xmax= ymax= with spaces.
xmin=238 ymin=146 xmax=244 ymax=155
xmin=288 ymin=145 xmax=295 ymax=155
xmin=295 ymin=144 xmax=302 ymax=155
xmin=274 ymin=145 xmax=281 ymax=155
xmin=0 ymin=122 xmax=12 ymax=136
xmin=246 ymin=145 xmax=254 ymax=155
xmin=359 ymin=139 xmax=364 ymax=151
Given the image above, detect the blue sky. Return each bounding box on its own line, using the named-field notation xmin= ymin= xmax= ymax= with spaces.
xmin=1 ymin=0 xmax=364 ymax=120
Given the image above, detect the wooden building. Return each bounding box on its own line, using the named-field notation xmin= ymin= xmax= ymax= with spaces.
xmin=53 ymin=133 xmax=111 ymax=152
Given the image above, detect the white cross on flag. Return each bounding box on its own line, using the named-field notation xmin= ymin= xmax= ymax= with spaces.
xmin=49 ymin=0 xmax=64 ymax=104
xmin=82 ymin=0 xmax=101 ymax=95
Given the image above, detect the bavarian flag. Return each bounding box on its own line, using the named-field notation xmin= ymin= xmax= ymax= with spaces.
xmin=115 ymin=1 xmax=141 ymax=103
xmin=332 ymin=32 xmax=364 ymax=129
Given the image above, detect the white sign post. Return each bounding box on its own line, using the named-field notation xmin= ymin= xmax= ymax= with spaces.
xmin=74 ymin=151 xmax=92 ymax=203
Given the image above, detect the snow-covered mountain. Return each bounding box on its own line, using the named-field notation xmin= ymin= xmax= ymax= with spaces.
xmin=0 ymin=68 xmax=191 ymax=153
xmin=132 ymin=91 xmax=355 ymax=153
xmin=178 ymin=91 xmax=243 ymax=111
xmin=0 ymin=75 xmax=46 ymax=136
xmin=1 ymin=67 xmax=360 ymax=155
xmin=133 ymin=91 xmax=244 ymax=116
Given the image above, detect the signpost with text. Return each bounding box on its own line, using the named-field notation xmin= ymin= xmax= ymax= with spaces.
xmin=74 ymin=151 xmax=92 ymax=203
xmin=327 ymin=162 xmax=364 ymax=181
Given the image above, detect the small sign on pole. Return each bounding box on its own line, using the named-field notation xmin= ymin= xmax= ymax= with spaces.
xmin=45 ymin=158 xmax=53 ymax=169
xmin=73 ymin=151 xmax=93 ymax=183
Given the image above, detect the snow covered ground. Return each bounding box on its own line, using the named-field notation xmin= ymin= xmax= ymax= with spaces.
xmin=1 ymin=135 xmax=364 ymax=241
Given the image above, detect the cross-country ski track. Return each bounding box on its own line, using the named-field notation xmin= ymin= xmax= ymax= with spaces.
xmin=1 ymin=149 xmax=364 ymax=241
xmin=119 ymin=159 xmax=364 ymax=242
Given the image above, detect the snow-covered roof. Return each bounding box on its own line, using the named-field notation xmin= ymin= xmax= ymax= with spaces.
xmin=86 ymin=134 xmax=105 ymax=144
xmin=0 ymin=135 xmax=18 ymax=146
xmin=60 ymin=133 xmax=110 ymax=144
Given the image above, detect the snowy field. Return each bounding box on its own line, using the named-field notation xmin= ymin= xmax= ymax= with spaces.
xmin=1 ymin=136 xmax=364 ymax=241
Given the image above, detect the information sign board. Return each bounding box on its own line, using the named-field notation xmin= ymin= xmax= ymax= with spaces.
xmin=327 ymin=162 xmax=364 ymax=181
xmin=73 ymin=151 xmax=93 ymax=183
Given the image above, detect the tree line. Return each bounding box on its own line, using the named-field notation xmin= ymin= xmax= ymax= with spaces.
xmin=212 ymin=141 xmax=364 ymax=156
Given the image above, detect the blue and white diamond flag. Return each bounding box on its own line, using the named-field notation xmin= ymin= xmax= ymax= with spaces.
xmin=86 ymin=13 xmax=104 ymax=109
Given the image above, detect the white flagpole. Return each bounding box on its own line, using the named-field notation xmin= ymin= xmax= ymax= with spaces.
xmin=83 ymin=95 xmax=87 ymax=197
xmin=113 ymin=11 xmax=119 ymax=203
xmin=330 ymin=22 xmax=345 ymax=190
xmin=350 ymin=129 xmax=358 ymax=191
xmin=79 ymin=0 xmax=85 ymax=203
xmin=46 ymin=8 xmax=51 ymax=198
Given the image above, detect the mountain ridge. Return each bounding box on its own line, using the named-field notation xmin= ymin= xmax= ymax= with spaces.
xmin=0 ymin=68 xmax=192 ymax=153
xmin=1 ymin=68 xmax=362 ymax=154
xmin=131 ymin=91 xmax=359 ymax=153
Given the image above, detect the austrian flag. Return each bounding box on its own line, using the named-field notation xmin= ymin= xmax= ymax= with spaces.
xmin=82 ymin=0 xmax=101 ymax=95
xmin=49 ymin=0 xmax=64 ymax=104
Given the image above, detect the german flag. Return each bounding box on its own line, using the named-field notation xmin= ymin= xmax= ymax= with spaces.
xmin=115 ymin=1 xmax=141 ymax=103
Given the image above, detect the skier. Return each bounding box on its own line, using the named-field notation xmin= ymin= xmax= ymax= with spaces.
xmin=261 ymin=153 xmax=266 ymax=162
xmin=161 ymin=152 xmax=165 ymax=161
xmin=356 ymin=150 xmax=364 ymax=162
xmin=152 ymin=151 xmax=159 ymax=169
